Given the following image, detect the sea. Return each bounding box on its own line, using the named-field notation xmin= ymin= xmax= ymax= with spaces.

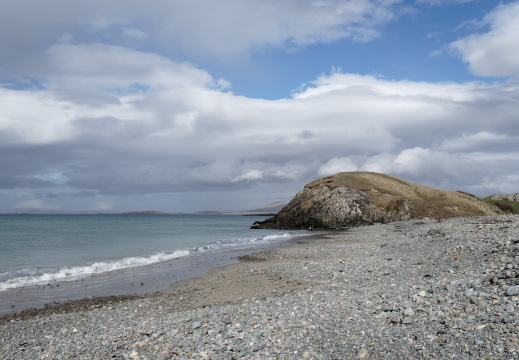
xmin=0 ymin=214 xmax=310 ymax=313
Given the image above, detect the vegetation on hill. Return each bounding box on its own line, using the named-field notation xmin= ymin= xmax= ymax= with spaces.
xmin=483 ymin=199 xmax=519 ymax=214
xmin=304 ymin=172 xmax=499 ymax=219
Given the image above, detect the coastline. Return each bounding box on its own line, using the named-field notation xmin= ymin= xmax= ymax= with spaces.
xmin=0 ymin=233 xmax=326 ymax=322
xmin=0 ymin=232 xmax=316 ymax=316
xmin=2 ymin=215 xmax=519 ymax=359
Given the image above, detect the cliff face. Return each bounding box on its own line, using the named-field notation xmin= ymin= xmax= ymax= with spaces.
xmin=252 ymin=172 xmax=500 ymax=230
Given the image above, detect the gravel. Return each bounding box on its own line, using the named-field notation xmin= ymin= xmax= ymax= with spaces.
xmin=1 ymin=215 xmax=519 ymax=359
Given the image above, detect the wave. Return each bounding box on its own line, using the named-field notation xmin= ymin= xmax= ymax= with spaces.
xmin=0 ymin=249 xmax=191 ymax=291
xmin=0 ymin=231 xmax=308 ymax=291
xmin=193 ymin=232 xmax=303 ymax=252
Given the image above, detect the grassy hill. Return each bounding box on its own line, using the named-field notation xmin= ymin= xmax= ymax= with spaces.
xmin=305 ymin=172 xmax=500 ymax=219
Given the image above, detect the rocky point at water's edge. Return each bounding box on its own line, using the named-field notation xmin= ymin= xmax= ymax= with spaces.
xmin=252 ymin=172 xmax=500 ymax=230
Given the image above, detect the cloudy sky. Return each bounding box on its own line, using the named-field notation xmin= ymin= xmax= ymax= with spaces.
xmin=1 ymin=0 xmax=518 ymax=213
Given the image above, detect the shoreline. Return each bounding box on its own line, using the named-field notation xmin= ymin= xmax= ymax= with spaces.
xmin=2 ymin=215 xmax=518 ymax=359
xmin=0 ymin=232 xmax=324 ymax=318
xmin=0 ymin=234 xmax=326 ymax=322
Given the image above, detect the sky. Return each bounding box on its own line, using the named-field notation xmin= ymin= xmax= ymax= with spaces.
xmin=1 ymin=0 xmax=519 ymax=213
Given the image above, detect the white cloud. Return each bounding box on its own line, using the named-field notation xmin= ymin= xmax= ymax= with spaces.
xmin=0 ymin=0 xmax=404 ymax=69
xmin=122 ymin=27 xmax=148 ymax=39
xmin=232 ymin=169 xmax=264 ymax=183
xmin=318 ymin=157 xmax=359 ymax=177
xmin=392 ymin=147 xmax=456 ymax=178
xmin=41 ymin=44 xmax=217 ymax=91
xmin=0 ymin=88 xmax=77 ymax=145
xmin=1 ymin=65 xmax=519 ymax=210
xmin=450 ymin=1 xmax=519 ymax=77
xmin=416 ymin=0 xmax=475 ymax=5
xmin=439 ymin=132 xmax=509 ymax=152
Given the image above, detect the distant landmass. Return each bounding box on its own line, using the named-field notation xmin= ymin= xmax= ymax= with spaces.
xmin=121 ymin=202 xmax=288 ymax=216
xmin=221 ymin=202 xmax=288 ymax=215
xmin=122 ymin=211 xmax=177 ymax=215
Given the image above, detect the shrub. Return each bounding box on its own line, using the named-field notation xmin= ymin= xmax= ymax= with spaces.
xmin=494 ymin=202 xmax=515 ymax=213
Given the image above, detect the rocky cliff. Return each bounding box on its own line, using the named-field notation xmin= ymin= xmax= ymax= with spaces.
xmin=252 ymin=172 xmax=500 ymax=230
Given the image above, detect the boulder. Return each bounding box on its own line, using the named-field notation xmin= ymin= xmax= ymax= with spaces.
xmin=252 ymin=172 xmax=500 ymax=230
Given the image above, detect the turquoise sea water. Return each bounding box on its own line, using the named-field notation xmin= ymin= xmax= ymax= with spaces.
xmin=0 ymin=214 xmax=304 ymax=291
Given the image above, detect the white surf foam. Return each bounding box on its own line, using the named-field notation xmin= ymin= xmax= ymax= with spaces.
xmin=193 ymin=232 xmax=302 ymax=252
xmin=0 ymin=249 xmax=191 ymax=291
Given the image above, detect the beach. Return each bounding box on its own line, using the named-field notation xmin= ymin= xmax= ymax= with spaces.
xmin=2 ymin=215 xmax=519 ymax=359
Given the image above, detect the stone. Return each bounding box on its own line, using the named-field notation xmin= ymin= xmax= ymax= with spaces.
xmin=403 ymin=307 xmax=415 ymax=317
xmin=357 ymin=347 xmax=369 ymax=359
xmin=506 ymin=286 xmax=519 ymax=296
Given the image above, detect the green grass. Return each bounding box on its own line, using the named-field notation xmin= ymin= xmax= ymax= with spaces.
xmin=484 ymin=199 xmax=519 ymax=214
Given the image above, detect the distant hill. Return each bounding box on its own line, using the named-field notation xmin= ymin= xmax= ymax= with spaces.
xmin=252 ymin=172 xmax=500 ymax=230
xmin=247 ymin=202 xmax=288 ymax=213
xmin=122 ymin=211 xmax=177 ymax=215
xmin=121 ymin=202 xmax=288 ymax=216
xmin=219 ymin=202 xmax=289 ymax=216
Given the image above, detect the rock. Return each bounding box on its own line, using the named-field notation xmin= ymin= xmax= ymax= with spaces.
xmin=403 ymin=307 xmax=415 ymax=317
xmin=506 ymin=286 xmax=519 ymax=296
xmin=357 ymin=347 xmax=369 ymax=358
xmin=251 ymin=172 xmax=498 ymax=230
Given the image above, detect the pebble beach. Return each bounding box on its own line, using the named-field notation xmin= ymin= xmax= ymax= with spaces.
xmin=2 ymin=215 xmax=519 ymax=359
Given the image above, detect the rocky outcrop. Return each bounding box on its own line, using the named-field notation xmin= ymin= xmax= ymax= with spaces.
xmin=252 ymin=172 xmax=500 ymax=230
xmin=485 ymin=193 xmax=519 ymax=201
